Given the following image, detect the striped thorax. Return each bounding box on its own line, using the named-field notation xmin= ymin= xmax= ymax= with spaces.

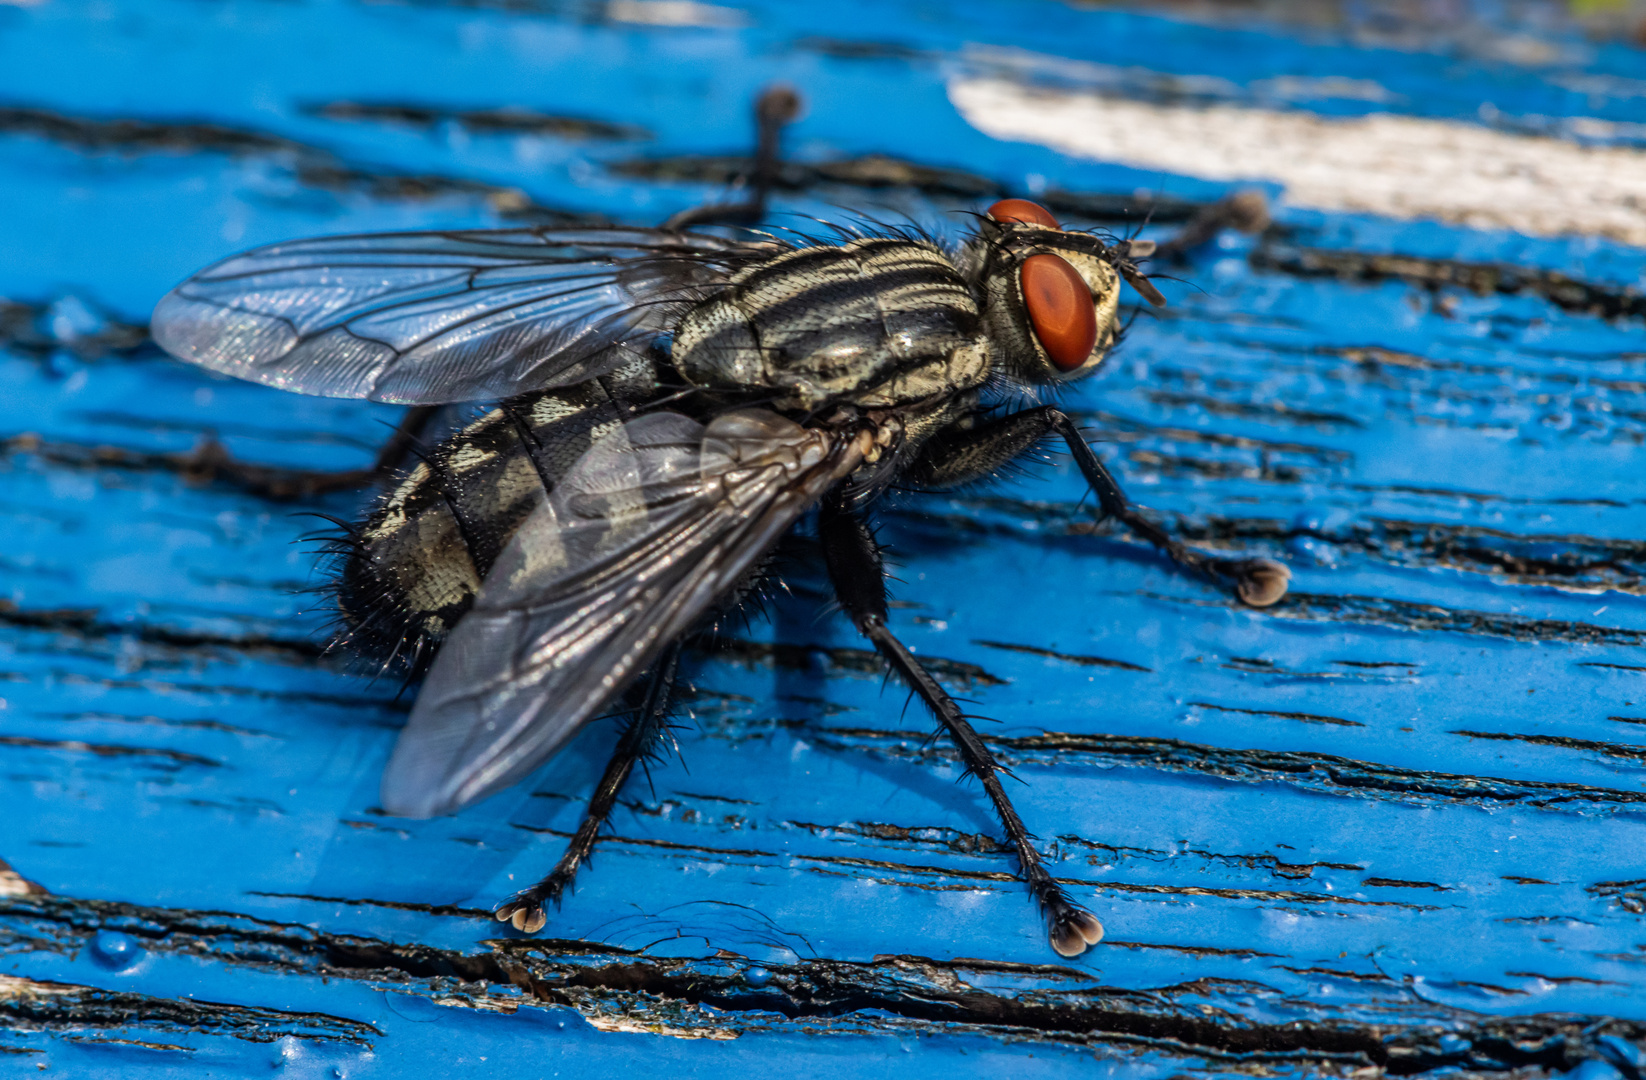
xmin=672 ymin=238 xmax=991 ymax=412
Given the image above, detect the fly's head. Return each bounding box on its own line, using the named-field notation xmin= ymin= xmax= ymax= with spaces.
xmin=972 ymin=199 xmax=1165 ymax=386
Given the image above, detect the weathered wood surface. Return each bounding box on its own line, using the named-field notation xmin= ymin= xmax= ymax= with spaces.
xmin=4 ymin=0 xmax=1646 ymax=1075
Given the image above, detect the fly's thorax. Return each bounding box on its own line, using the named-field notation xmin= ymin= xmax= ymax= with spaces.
xmin=671 ymin=237 xmax=990 ymax=411
xmin=972 ymin=228 xmax=1123 ymax=383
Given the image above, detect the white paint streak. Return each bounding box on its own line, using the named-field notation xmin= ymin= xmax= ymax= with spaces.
xmin=950 ymin=77 xmax=1646 ymax=246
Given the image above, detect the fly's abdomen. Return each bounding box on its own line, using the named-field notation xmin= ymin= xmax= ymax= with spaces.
xmin=672 ymin=238 xmax=987 ymax=410
xmin=333 ymin=352 xmax=658 ymax=670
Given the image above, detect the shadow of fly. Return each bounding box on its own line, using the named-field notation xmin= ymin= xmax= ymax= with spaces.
xmin=150 ymin=87 xmax=1287 ymax=957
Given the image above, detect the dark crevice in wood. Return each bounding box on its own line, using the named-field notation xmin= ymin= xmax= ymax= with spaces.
xmin=1187 ymin=700 xmax=1364 ymax=727
xmin=0 ymin=104 xmax=298 ymax=155
xmin=0 ymin=976 xmax=380 ymax=1047
xmin=787 ymin=819 xmax=1010 ymax=856
xmin=1144 ymin=390 xmax=1364 ymax=429
xmin=1254 ymin=592 xmax=1646 ymax=646
xmin=1451 ymin=730 xmax=1646 ymax=762
xmin=0 ymin=103 xmax=591 ymax=224
xmin=1503 ymin=971 xmax=1626 ymax=987
xmin=1058 ymin=835 xmax=1362 ymax=881
xmin=1275 ymin=965 xmax=1395 ymax=982
xmin=970 ymin=639 xmax=1151 ymax=672
xmin=890 ymin=498 xmax=1645 ymax=594
xmin=305 ymin=100 xmax=649 ymax=140
xmin=1173 ymin=516 xmax=1646 ymax=593
xmin=814 ymin=726 xmax=1646 ymax=812
xmin=0 ymin=599 xmax=326 ymax=662
xmin=246 ymin=891 xmax=495 ymax=920
xmin=12 ymin=667 xmax=406 ymax=713
xmin=1586 ymin=878 xmax=1646 ymax=915
xmin=1 ymin=431 xmax=381 ymax=501
xmin=689 ymin=635 xmax=1008 ymax=688
xmin=0 ymin=295 xmax=149 ymax=361
xmin=2 ymin=891 xmax=1641 ymax=1072
xmin=1221 ymin=656 xmax=1416 ymax=681
xmin=1251 ymin=241 xmax=1646 ymax=322
xmin=1104 ymin=939 xmax=1286 ymax=959
xmin=0 ymin=734 xmax=219 ymax=770
xmin=1363 ymin=878 xmax=1450 ymax=891
xmin=1068 ymin=410 xmax=1352 ymax=461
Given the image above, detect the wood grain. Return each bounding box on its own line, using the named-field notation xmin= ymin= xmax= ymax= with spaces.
xmin=1 ymin=1 xmax=1644 ymax=1075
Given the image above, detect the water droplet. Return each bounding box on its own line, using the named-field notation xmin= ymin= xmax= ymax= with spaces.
xmin=90 ymin=930 xmax=144 ymax=970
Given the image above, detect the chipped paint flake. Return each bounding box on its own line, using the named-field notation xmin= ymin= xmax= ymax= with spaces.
xmin=581 ymin=1013 xmax=741 ymax=1040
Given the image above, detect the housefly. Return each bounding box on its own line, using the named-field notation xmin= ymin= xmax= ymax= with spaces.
xmin=150 ymin=105 xmax=1288 ymax=958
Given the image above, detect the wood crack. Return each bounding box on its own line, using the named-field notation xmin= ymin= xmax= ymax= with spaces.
xmin=814 ymin=726 xmax=1646 ymax=812
xmin=1 ymin=890 xmax=1640 ymax=1072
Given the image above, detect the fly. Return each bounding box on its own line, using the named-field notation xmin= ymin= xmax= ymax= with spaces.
xmin=150 ymin=91 xmax=1288 ymax=957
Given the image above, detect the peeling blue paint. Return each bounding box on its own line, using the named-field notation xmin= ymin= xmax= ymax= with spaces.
xmin=3 ymin=0 xmax=1646 ymax=1075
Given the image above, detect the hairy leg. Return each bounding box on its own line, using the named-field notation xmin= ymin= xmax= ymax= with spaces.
xmin=494 ymin=644 xmax=682 ymax=933
xmin=818 ymin=493 xmax=1104 ymax=957
xmin=905 ymin=407 xmax=1290 ymax=606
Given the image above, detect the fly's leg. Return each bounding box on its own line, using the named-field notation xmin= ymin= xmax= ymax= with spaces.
xmin=818 ymin=493 xmax=1104 ymax=957
xmin=663 ymin=84 xmax=801 ymax=230
xmin=495 ymin=644 xmax=682 ymax=933
xmin=180 ymin=404 xmax=441 ymax=500
xmin=368 ymin=406 xmax=441 ymax=476
xmin=1153 ymin=189 xmax=1271 ymax=260
xmin=905 ymin=407 xmax=1290 ymax=606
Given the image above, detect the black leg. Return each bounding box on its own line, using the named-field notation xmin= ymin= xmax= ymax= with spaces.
xmin=370 ymin=405 xmax=441 ymax=476
xmin=1153 ymin=189 xmax=1271 ymax=261
xmin=818 ymin=493 xmax=1104 ymax=958
xmin=179 ymin=404 xmax=441 ymax=500
xmin=663 ymin=84 xmax=801 ymax=231
xmin=906 ymin=407 xmax=1290 ymax=607
xmin=902 ymin=409 xmax=1058 ymax=491
xmin=495 ymin=644 xmax=682 ymax=933
xmin=1043 ymin=408 xmax=1291 ymax=606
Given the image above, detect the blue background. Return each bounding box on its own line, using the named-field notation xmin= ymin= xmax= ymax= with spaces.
xmin=3 ymin=0 xmax=1646 ymax=1075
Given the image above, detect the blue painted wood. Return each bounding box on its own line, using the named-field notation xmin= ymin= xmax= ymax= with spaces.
xmin=3 ymin=1 xmax=1646 ymax=1075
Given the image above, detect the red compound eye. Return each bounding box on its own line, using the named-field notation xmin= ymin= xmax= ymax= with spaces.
xmin=1020 ymin=253 xmax=1097 ymax=372
xmin=987 ymin=198 xmax=1059 ymax=229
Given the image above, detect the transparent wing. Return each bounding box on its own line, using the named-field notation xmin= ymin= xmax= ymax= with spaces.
xmin=151 ymin=227 xmax=755 ymax=404
xmin=379 ymin=408 xmax=866 ymax=817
